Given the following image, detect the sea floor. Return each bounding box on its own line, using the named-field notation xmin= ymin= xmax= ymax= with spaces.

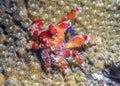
xmin=0 ymin=0 xmax=120 ymax=86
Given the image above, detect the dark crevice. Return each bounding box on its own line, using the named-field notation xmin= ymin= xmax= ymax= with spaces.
xmin=103 ymin=65 xmax=120 ymax=83
xmin=0 ymin=25 xmax=8 ymax=35
xmin=14 ymin=20 xmax=27 ymax=33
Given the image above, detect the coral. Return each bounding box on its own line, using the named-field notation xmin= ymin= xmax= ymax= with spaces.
xmin=0 ymin=73 xmax=5 ymax=85
xmin=0 ymin=0 xmax=120 ymax=86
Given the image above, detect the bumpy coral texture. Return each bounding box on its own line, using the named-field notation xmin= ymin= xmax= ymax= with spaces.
xmin=0 ymin=0 xmax=120 ymax=86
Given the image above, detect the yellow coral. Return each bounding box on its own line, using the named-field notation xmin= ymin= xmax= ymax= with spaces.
xmin=0 ymin=74 xmax=5 ymax=85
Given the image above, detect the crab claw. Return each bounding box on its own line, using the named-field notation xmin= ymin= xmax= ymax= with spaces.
xmin=64 ymin=35 xmax=85 ymax=49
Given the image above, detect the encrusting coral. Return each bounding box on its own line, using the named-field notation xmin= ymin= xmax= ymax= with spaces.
xmin=0 ymin=0 xmax=120 ymax=86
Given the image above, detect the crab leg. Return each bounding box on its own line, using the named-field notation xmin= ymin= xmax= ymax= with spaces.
xmin=56 ymin=7 xmax=80 ymax=24
xmin=52 ymin=55 xmax=69 ymax=72
xmin=64 ymin=34 xmax=101 ymax=49
xmin=41 ymin=50 xmax=52 ymax=71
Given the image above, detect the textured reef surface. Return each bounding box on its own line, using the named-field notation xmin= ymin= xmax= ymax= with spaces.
xmin=0 ymin=0 xmax=120 ymax=86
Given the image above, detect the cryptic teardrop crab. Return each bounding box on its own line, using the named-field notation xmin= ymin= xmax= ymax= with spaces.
xmin=29 ymin=7 xmax=101 ymax=73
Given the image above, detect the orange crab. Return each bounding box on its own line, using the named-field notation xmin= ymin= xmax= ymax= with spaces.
xmin=29 ymin=7 xmax=101 ymax=72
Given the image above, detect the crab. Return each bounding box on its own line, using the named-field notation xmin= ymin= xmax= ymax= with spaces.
xmin=29 ymin=7 xmax=101 ymax=73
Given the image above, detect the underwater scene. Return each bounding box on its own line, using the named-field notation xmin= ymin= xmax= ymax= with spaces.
xmin=0 ymin=0 xmax=120 ymax=86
